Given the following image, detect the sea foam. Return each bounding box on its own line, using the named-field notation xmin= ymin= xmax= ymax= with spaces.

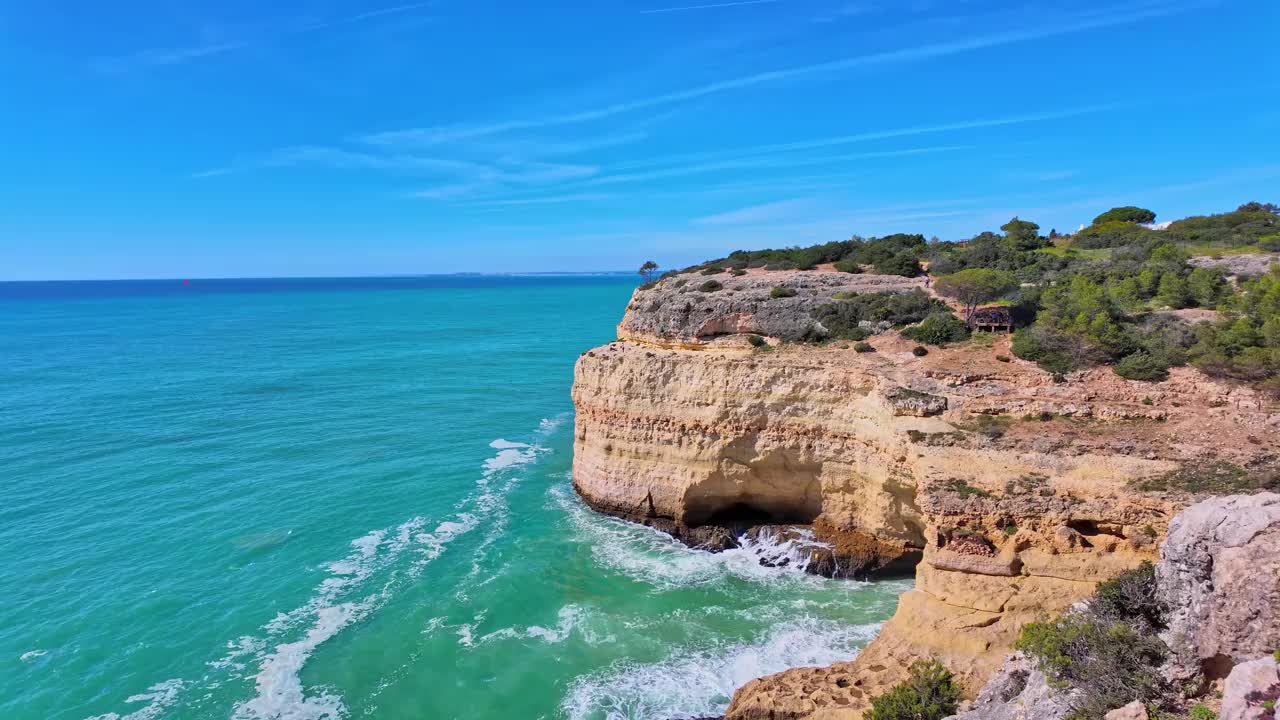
xmin=73 ymin=431 xmax=549 ymax=720
xmin=230 ymin=436 xmax=546 ymax=719
xmin=562 ymin=618 xmax=882 ymax=720
xmin=83 ymin=679 xmax=187 ymax=720
xmin=550 ymin=482 xmax=836 ymax=591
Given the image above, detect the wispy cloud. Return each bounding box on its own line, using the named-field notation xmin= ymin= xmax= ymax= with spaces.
xmin=91 ymin=2 xmax=435 ymax=74
xmin=466 ymin=192 xmax=614 ymax=207
xmin=466 ymin=131 xmax=649 ymax=159
xmin=292 ymin=2 xmax=435 ymax=32
xmin=813 ymin=2 xmax=878 ymax=23
xmin=693 ymin=198 xmax=815 ymax=225
xmin=1003 ymin=169 xmax=1079 ymax=183
xmin=360 ymin=1 xmax=1200 ymax=144
xmin=409 ymin=184 xmax=486 ymax=200
xmin=640 ymin=0 xmax=781 ymax=14
xmin=195 ymin=145 xmax=598 ymax=202
xmin=603 ymin=106 xmax=1111 ymax=176
xmin=582 ymin=144 xmax=968 ymax=187
xmin=90 ymin=42 xmax=247 ymax=74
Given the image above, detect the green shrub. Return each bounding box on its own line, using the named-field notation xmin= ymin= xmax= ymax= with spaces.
xmin=746 ymin=335 xmax=767 ymax=348
xmin=1092 ymin=562 xmax=1164 ymax=630
xmin=1114 ymin=351 xmax=1170 ymax=381
xmin=770 ymin=286 xmax=799 ymax=298
xmin=698 ymin=280 xmax=723 ymax=292
xmin=810 ymin=290 xmax=949 ymax=341
xmin=874 ymin=250 xmax=923 ymax=277
xmin=1093 ymin=206 xmax=1157 ymax=225
xmin=933 ymin=269 xmax=1018 ymax=322
xmin=833 ymin=259 xmax=864 ymax=273
xmin=854 ymin=341 xmax=875 ymax=353
xmin=939 ymin=478 xmax=991 ymax=498
xmin=865 ymin=660 xmax=961 ymax=720
xmin=1017 ymin=616 xmax=1169 ymax=720
xmin=954 ymin=414 xmax=1011 ymax=439
xmin=996 ymin=354 xmax=1011 ymax=363
xmin=701 ymin=266 xmax=725 ymax=275
xmin=730 ymin=268 xmax=747 ymax=277
xmin=912 ymin=345 xmax=929 ymax=357
xmin=1012 ymin=325 xmax=1097 ymax=374
xmin=903 ymin=313 xmax=970 ymax=345
xmin=1189 ymin=704 xmax=1216 ymax=720
xmin=1072 ymin=220 xmax=1158 ymax=249
xmin=1167 ymin=208 xmax=1280 ymax=247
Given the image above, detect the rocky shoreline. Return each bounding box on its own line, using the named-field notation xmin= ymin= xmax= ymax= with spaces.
xmin=570 ymin=269 xmax=1279 ymax=719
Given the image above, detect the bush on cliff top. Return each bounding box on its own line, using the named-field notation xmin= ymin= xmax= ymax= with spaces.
xmin=686 ymin=200 xmax=1280 ymax=395
xmin=1092 ymin=561 xmax=1163 ymax=631
xmin=902 ymin=312 xmax=970 ymax=346
xmin=810 ymin=290 xmax=949 ymax=341
xmin=865 ymin=660 xmax=961 ymax=720
xmin=1017 ymin=562 xmax=1171 ymax=720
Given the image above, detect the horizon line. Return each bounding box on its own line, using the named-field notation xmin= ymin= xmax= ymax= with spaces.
xmin=0 ymin=271 xmax=644 ymax=284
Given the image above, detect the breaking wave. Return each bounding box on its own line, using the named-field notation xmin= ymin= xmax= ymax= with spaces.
xmin=83 ymin=429 xmax=549 ymax=720
xmin=230 ymin=437 xmax=544 ymax=720
xmin=562 ymin=618 xmax=883 ymax=720
xmin=550 ymin=483 xmax=838 ymax=591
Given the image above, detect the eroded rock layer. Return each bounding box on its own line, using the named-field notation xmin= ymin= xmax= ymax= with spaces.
xmin=571 ymin=271 xmax=1279 ymax=719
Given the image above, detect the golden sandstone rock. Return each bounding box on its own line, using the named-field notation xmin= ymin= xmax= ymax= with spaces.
xmin=570 ymin=271 xmax=1278 ymax=719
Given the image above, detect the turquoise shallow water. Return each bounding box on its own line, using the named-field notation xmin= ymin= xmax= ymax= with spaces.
xmin=1 ymin=276 xmax=908 ymax=720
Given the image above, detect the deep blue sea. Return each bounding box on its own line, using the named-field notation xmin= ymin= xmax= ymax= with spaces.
xmin=0 ymin=276 xmax=906 ymax=720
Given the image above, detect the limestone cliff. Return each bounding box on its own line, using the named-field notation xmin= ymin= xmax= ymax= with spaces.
xmin=570 ymin=270 xmax=1279 ymax=719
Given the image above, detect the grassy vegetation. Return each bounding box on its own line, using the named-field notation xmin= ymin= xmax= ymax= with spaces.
xmin=865 ymin=660 xmax=961 ymax=720
xmin=680 ymin=200 xmax=1279 ymax=394
xmin=1038 ymin=246 xmax=1115 ymax=260
xmin=953 ymin=414 xmax=1011 ymax=439
xmin=1181 ymin=243 xmax=1269 ymax=257
xmin=701 ymin=233 xmax=927 ymax=275
xmin=1132 ymin=461 xmax=1279 ymax=494
xmin=939 ymin=478 xmax=992 ymax=499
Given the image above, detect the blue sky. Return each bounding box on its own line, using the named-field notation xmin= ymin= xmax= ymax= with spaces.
xmin=1 ymin=0 xmax=1277 ymax=280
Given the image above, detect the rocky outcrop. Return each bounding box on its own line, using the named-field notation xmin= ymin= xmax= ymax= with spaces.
xmin=1189 ymin=253 xmax=1280 ymax=278
xmin=945 ymin=653 xmax=1077 ymax=720
xmin=1220 ymin=657 xmax=1280 ymax=720
xmin=1158 ymin=493 xmax=1280 ymax=682
xmin=1103 ymin=702 xmax=1149 ymax=720
xmin=619 ymin=269 xmax=925 ymax=345
xmin=936 ymin=495 xmax=1280 ymax=720
xmin=572 ymin=271 xmax=1279 ymax=719
xmin=885 ymin=387 xmax=948 ymax=417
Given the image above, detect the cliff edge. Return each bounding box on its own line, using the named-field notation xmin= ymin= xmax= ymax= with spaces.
xmin=571 ymin=269 xmax=1278 ymax=719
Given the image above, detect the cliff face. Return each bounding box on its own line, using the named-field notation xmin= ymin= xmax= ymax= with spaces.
xmin=571 ymin=270 xmax=1278 ymax=718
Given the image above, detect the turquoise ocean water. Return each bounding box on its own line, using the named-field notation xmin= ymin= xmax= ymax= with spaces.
xmin=1 ymin=276 xmax=907 ymax=720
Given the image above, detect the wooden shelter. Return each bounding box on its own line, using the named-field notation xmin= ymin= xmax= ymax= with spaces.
xmin=970 ymin=306 xmax=1013 ymax=333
